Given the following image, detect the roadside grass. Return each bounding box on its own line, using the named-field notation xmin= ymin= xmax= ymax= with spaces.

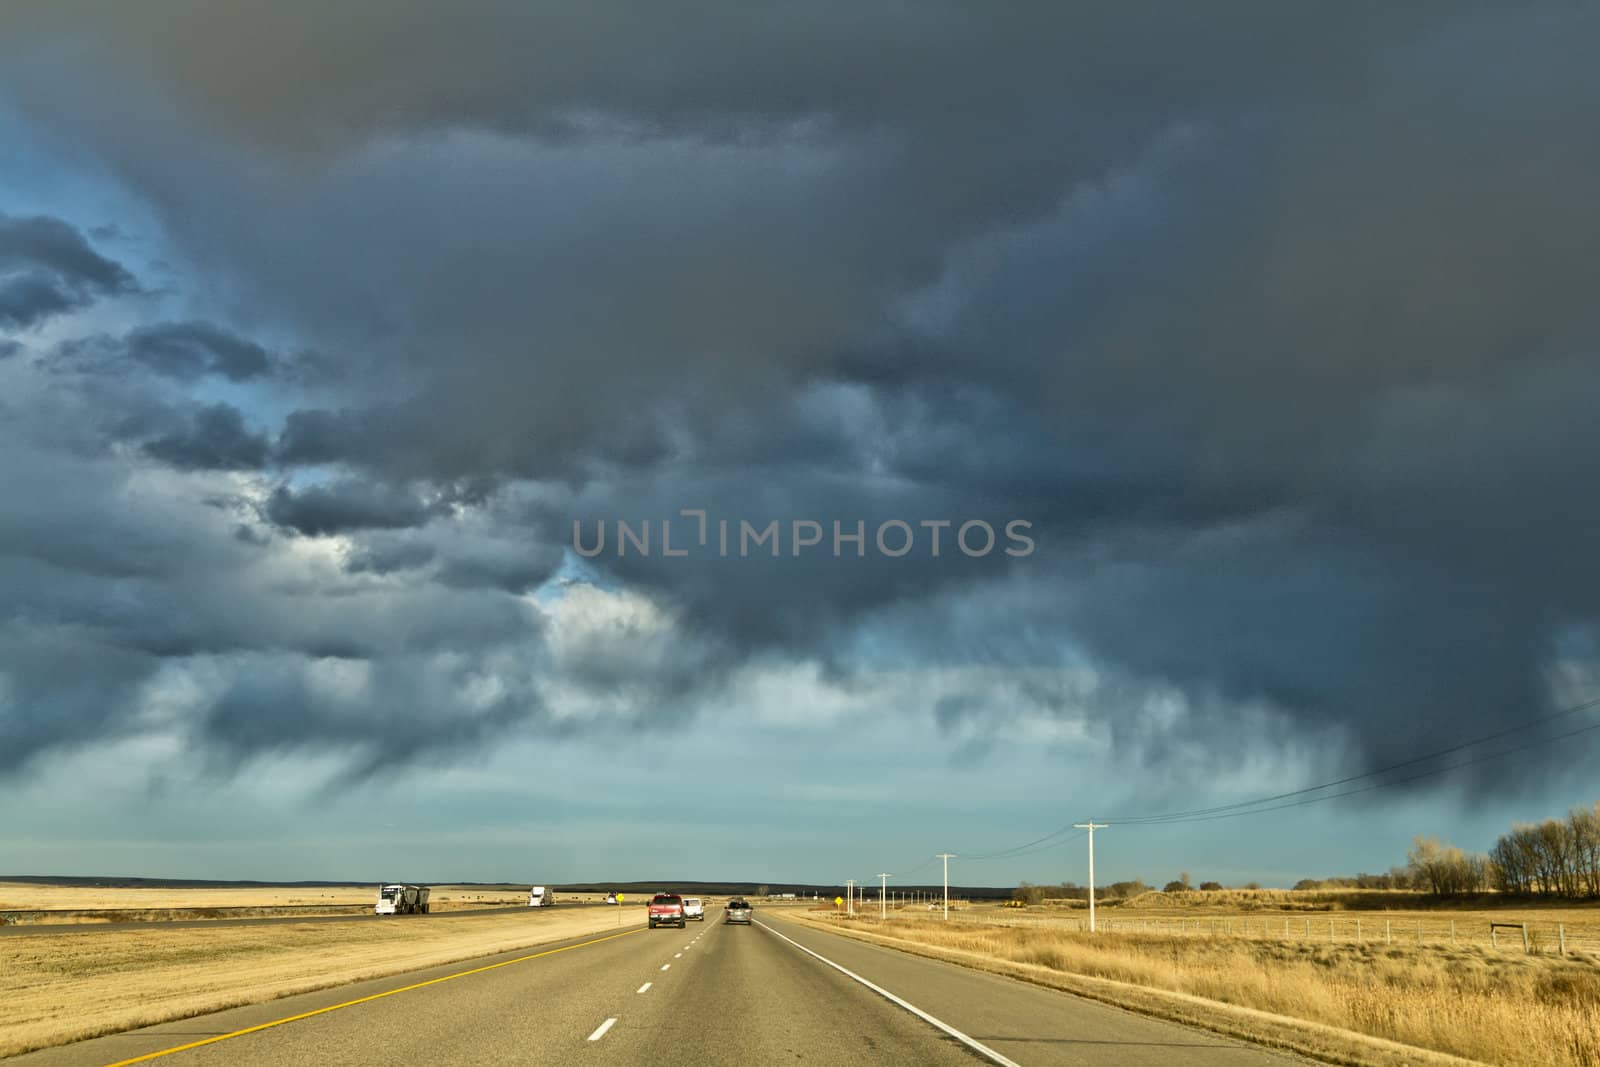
xmin=950 ymin=894 xmax=1600 ymax=956
xmin=0 ymin=908 xmax=635 ymax=1058
xmin=0 ymin=883 xmax=629 ymax=925
xmin=800 ymin=911 xmax=1600 ymax=1067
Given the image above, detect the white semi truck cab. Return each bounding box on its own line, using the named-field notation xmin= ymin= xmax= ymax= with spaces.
xmin=527 ymin=885 xmax=555 ymax=907
xmin=375 ymin=884 xmax=430 ymax=915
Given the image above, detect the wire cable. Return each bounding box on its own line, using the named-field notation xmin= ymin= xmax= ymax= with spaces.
xmin=1101 ymin=694 xmax=1600 ymax=825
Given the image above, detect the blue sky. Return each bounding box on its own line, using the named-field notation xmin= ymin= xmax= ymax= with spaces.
xmin=2 ymin=4 xmax=1599 ymax=888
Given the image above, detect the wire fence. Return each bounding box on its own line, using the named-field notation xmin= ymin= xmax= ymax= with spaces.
xmin=896 ymin=906 xmax=1600 ymax=959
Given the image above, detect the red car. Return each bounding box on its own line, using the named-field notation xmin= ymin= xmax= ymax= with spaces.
xmin=648 ymin=892 xmax=687 ymax=929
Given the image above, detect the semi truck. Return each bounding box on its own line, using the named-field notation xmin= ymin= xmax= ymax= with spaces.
xmin=527 ymin=885 xmax=555 ymax=907
xmin=375 ymin=884 xmax=430 ymax=915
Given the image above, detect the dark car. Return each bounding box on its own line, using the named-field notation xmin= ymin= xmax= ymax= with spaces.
xmin=725 ymin=898 xmax=752 ymax=924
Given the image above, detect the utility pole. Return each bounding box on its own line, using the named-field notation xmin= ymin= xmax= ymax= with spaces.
xmin=937 ymin=853 xmax=956 ymax=920
xmin=879 ymin=873 xmax=891 ymax=919
xmin=845 ymin=879 xmax=855 ymax=916
xmin=1074 ymin=823 xmax=1107 ymax=932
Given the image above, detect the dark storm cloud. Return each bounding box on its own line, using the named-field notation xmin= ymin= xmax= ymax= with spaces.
xmin=0 ymin=211 xmax=136 ymax=329
xmin=142 ymin=403 xmax=271 ymax=470
xmin=60 ymin=322 xmax=274 ymax=381
xmin=123 ymin=322 xmax=273 ymax=381
xmin=341 ymin=528 xmax=563 ymax=593
xmin=0 ymin=622 xmax=156 ymax=774
xmin=265 ymin=480 xmax=442 ymax=536
xmin=1 ymin=3 xmax=1598 ymax=793
xmin=193 ymin=655 xmax=533 ymax=781
xmin=345 ymin=536 xmax=437 ymax=576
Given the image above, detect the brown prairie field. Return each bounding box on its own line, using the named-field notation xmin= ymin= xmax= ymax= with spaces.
xmin=0 ymin=883 xmax=614 ymax=923
xmin=798 ymin=899 xmax=1600 ymax=1067
xmin=951 ymin=892 xmax=1600 ymax=957
xmin=0 ymin=906 xmax=637 ymax=1058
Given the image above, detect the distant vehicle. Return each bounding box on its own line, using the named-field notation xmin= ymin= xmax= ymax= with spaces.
xmin=725 ymin=899 xmax=752 ymax=924
xmin=682 ymin=897 xmax=705 ymax=921
xmin=604 ymin=892 xmax=618 ymax=905
xmin=648 ymin=893 xmax=687 ymax=929
xmin=528 ymin=886 xmax=555 ymax=907
xmin=375 ymin=884 xmax=430 ymax=915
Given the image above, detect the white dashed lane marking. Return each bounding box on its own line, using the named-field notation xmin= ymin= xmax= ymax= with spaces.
xmin=636 ymin=982 xmax=652 ymax=994
xmin=587 ymin=1018 xmax=617 ymax=1042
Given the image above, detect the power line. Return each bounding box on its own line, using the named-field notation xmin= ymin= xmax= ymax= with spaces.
xmin=967 ymin=830 xmax=1088 ymax=861
xmin=1126 ymin=715 xmax=1600 ymax=826
xmin=1102 ymin=695 xmax=1600 ymax=826
xmin=950 ymin=694 xmax=1600 ymax=857
xmin=868 ymin=693 xmax=1600 ymax=886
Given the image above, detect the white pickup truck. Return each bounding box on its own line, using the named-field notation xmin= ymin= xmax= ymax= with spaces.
xmin=682 ymin=897 xmax=705 ymax=921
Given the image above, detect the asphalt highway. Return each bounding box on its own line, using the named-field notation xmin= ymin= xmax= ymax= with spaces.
xmin=12 ymin=910 xmax=1310 ymax=1066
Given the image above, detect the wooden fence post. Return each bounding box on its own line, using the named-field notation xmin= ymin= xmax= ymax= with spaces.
xmin=1386 ymin=919 xmax=1391 ymax=944
xmin=1356 ymin=919 xmax=1362 ymax=942
xmin=1329 ymin=919 xmax=1335 ymax=941
xmin=1450 ymin=919 xmax=1455 ymax=945
xmin=1522 ymin=923 xmax=1530 ymax=954
xmin=1416 ymin=920 xmax=1422 ymax=946
xmin=1560 ymin=924 xmax=1566 ymax=958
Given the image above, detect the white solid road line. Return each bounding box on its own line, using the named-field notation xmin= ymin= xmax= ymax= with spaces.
xmin=587 ymin=1018 xmax=617 ymax=1042
xmin=755 ymin=920 xmax=1022 ymax=1067
xmin=637 ymin=982 xmax=652 ymax=994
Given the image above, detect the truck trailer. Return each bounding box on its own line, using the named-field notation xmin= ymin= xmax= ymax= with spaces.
xmin=375 ymin=884 xmax=430 ymax=915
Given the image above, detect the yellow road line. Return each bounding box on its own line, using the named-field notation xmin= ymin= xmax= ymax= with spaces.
xmin=102 ymin=926 xmax=646 ymax=1066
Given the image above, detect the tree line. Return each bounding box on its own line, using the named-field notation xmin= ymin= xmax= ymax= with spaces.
xmin=1364 ymin=801 xmax=1600 ymax=898
xmin=1487 ymin=803 xmax=1600 ymax=898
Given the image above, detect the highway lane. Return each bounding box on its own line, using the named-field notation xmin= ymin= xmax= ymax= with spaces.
xmin=753 ymin=913 xmax=1305 ymax=1066
xmin=12 ymin=907 xmax=1311 ymax=1066
xmin=0 ymin=903 xmax=608 ymax=938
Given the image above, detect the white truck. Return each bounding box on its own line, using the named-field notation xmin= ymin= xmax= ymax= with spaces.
xmin=375 ymin=884 xmax=430 ymax=915
xmin=527 ymin=885 xmax=555 ymax=907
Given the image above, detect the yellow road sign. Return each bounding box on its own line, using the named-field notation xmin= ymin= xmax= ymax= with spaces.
xmin=834 ymin=896 xmax=843 ymax=907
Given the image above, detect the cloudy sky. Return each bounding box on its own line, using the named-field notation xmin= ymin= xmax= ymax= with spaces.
xmin=3 ymin=3 xmax=1598 ymax=888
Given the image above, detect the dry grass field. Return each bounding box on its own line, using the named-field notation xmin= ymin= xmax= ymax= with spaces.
xmin=962 ymin=890 xmax=1600 ymax=956
xmin=798 ymin=904 xmax=1600 ymax=1067
xmin=0 ymin=906 xmax=637 ymax=1058
xmin=0 ymin=883 xmax=624 ymax=924
xmin=0 ymin=883 xmax=375 ymax=911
